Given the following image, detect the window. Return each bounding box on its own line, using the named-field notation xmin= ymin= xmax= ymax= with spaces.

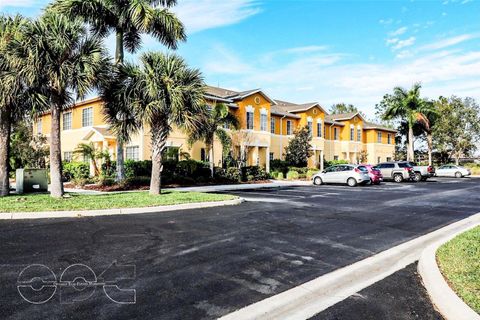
xmin=64 ymin=152 xmax=73 ymax=162
xmin=334 ymin=127 xmax=339 ymax=140
xmin=126 ymin=146 xmax=139 ymax=161
xmin=334 ymin=155 xmax=339 ymax=161
xmin=36 ymin=119 xmax=42 ymax=134
xmin=286 ymin=120 xmax=292 ymax=135
xmin=163 ymin=147 xmax=179 ymax=161
xmin=269 ymin=152 xmax=274 ymax=161
xmin=357 ymin=128 xmax=361 ymax=141
xmin=317 ymin=122 xmax=322 ymax=137
xmin=387 ymin=134 xmax=391 ymax=144
xmin=246 ymin=111 xmax=254 ymax=130
xmin=324 ymin=125 xmax=326 ymax=138
xmin=377 ymin=131 xmax=382 ymax=143
xmin=386 ymin=157 xmax=392 ymax=162
xmin=377 ymin=156 xmax=381 ymax=164
xmin=307 ymin=120 xmax=313 ymax=137
xmin=270 ymin=117 xmax=275 ymax=134
xmin=200 ymin=148 xmax=207 ymax=162
xmin=350 ymin=127 xmax=354 ymax=141
xmin=260 ymin=113 xmax=267 ymax=131
xmin=63 ymin=112 xmax=72 ymax=130
xmin=82 ymin=107 xmax=93 ymax=127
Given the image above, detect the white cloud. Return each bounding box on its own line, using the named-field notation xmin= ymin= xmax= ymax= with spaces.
xmin=420 ymin=34 xmax=478 ymax=51
xmin=379 ymin=18 xmax=394 ymax=25
xmin=391 ymin=37 xmax=416 ymax=50
xmin=172 ymin=0 xmax=261 ymax=34
xmin=201 ymin=45 xmax=480 ymax=118
xmin=390 ymin=26 xmax=408 ymax=36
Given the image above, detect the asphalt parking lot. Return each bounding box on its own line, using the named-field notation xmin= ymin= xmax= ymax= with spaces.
xmin=0 ymin=177 xmax=479 ymax=320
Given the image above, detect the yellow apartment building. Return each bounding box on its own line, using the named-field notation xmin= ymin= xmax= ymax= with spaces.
xmin=34 ymin=85 xmax=396 ymax=173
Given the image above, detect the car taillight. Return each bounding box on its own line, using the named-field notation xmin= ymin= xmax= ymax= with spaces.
xmin=405 ymin=167 xmax=412 ymax=171
xmin=354 ymin=168 xmax=360 ymax=173
xmin=427 ymin=166 xmax=433 ymax=172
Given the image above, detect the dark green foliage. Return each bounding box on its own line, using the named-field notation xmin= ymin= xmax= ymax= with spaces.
xmin=284 ymin=126 xmax=313 ymax=167
xmin=270 ymin=159 xmax=289 ymax=173
xmin=324 ymin=159 xmax=349 ymax=168
xmin=62 ymin=162 xmax=90 ymax=181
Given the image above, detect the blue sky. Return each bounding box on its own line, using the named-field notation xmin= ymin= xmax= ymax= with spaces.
xmin=2 ymin=0 xmax=480 ymax=117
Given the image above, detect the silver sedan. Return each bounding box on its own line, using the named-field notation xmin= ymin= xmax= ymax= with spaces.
xmin=312 ymin=164 xmax=371 ymax=187
xmin=435 ymin=165 xmax=471 ymax=178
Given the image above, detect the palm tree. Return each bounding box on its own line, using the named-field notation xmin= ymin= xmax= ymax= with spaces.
xmin=11 ymin=12 xmax=108 ymax=197
xmin=381 ymin=83 xmax=432 ymax=161
xmin=0 ymin=15 xmax=47 ymax=196
xmin=74 ymin=142 xmax=103 ymax=176
xmin=125 ymin=52 xmax=205 ymax=195
xmin=188 ymin=103 xmax=239 ymax=177
xmin=416 ymin=101 xmax=438 ymax=166
xmin=51 ymin=0 xmax=186 ymax=182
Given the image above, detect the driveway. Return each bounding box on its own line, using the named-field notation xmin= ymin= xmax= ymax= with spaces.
xmin=0 ymin=178 xmax=479 ymax=319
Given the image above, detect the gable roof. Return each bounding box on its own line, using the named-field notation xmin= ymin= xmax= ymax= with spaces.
xmin=325 ymin=112 xmax=364 ymax=122
xmin=363 ymin=121 xmax=397 ymax=133
xmin=204 ymin=85 xmax=277 ymax=104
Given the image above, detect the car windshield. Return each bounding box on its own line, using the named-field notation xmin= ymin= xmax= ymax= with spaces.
xmin=357 ymin=166 xmax=368 ymax=172
xmin=398 ymin=163 xmax=412 ymax=168
xmin=372 ymin=166 xmax=380 ymax=171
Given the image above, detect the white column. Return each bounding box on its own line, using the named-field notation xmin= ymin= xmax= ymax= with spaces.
xmin=265 ymin=147 xmax=270 ymax=172
xmin=254 ymin=146 xmax=259 ymax=166
xmin=320 ymin=150 xmax=324 ymax=171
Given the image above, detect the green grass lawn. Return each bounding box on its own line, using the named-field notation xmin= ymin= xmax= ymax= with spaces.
xmin=437 ymin=226 xmax=480 ymax=314
xmin=0 ymin=191 xmax=237 ymax=213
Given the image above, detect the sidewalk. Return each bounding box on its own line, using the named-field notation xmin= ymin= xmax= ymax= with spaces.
xmin=64 ymin=180 xmax=311 ymax=194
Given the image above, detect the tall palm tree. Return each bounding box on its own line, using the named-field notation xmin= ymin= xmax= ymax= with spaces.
xmin=51 ymin=0 xmax=186 ymax=182
xmin=381 ymin=83 xmax=432 ymax=161
xmin=125 ymin=52 xmax=205 ymax=195
xmin=0 ymin=15 xmax=47 ymax=196
xmin=11 ymin=12 xmax=108 ymax=197
xmin=188 ymin=103 xmax=239 ymax=177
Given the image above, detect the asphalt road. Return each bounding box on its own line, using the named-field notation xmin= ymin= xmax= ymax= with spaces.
xmin=0 ymin=178 xmax=479 ymax=320
xmin=311 ymin=263 xmax=443 ymax=320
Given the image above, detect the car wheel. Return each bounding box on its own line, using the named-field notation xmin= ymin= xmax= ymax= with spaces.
xmin=455 ymin=172 xmax=463 ymax=178
xmin=374 ymin=181 xmax=381 ymax=185
xmin=394 ymin=174 xmax=403 ymax=183
xmin=347 ymin=178 xmax=357 ymax=187
xmin=314 ymin=177 xmax=323 ymax=185
xmin=413 ymin=172 xmax=422 ymax=182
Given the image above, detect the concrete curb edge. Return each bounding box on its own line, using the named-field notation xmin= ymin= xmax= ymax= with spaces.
xmin=418 ymin=224 xmax=480 ymax=320
xmin=0 ymin=198 xmax=244 ymax=220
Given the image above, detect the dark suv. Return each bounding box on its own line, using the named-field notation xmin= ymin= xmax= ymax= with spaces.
xmin=376 ymin=162 xmax=416 ymax=183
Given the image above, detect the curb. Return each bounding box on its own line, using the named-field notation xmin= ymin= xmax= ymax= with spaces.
xmin=219 ymin=212 xmax=480 ymax=320
xmin=418 ymin=225 xmax=480 ymax=320
xmin=0 ymin=198 xmax=244 ymax=220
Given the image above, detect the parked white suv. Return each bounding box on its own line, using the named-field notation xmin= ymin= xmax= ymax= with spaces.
xmin=312 ymin=165 xmax=371 ymax=187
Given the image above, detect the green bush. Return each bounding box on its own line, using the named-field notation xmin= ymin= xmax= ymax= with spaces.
xmin=270 ymin=170 xmax=281 ymax=179
xmin=324 ymin=159 xmax=349 ymax=168
xmin=270 ymin=159 xmax=289 ymax=173
xmin=288 ymin=166 xmax=308 ymax=174
xmin=306 ymin=169 xmax=318 ymax=179
xmin=277 ymin=172 xmax=284 ymax=180
xmin=63 ymin=162 xmax=90 ymax=181
xmin=242 ymin=166 xmax=270 ymax=181
xmin=225 ymin=167 xmax=241 ymax=182
xmin=286 ymin=170 xmax=300 ymax=180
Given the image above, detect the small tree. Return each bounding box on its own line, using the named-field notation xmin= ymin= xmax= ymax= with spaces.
xmin=285 ymin=126 xmax=313 ymax=167
xmin=73 ymin=142 xmax=104 ymax=176
xmin=357 ymin=150 xmax=368 ymax=164
xmin=231 ymin=130 xmax=254 ymax=169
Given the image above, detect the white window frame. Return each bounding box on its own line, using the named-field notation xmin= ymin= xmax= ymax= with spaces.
xmin=317 ymin=119 xmax=322 ymax=138
xmin=63 ymin=112 xmax=72 ymax=131
xmin=270 ymin=117 xmax=275 ymax=134
xmin=126 ymin=146 xmax=140 ymax=161
xmin=377 ymin=131 xmax=382 ymax=143
xmin=334 ymin=127 xmax=339 ymax=140
xmin=387 ymin=133 xmax=391 ymax=144
xmin=357 ymin=125 xmax=362 ymax=142
xmin=260 ymin=113 xmax=267 ymax=131
xmin=63 ymin=151 xmax=73 ymax=162
xmin=350 ymin=125 xmax=354 ymax=141
xmin=37 ymin=119 xmax=42 ymax=134
xmin=82 ymin=107 xmax=93 ymax=127
xmin=286 ymin=120 xmax=292 ymax=135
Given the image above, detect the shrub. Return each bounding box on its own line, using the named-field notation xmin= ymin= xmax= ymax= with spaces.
xmin=97 ymin=175 xmax=115 ymax=187
xmin=324 ymin=159 xmax=349 ymax=168
xmin=242 ymin=166 xmax=270 ymax=181
xmin=288 ymin=166 xmax=308 ymax=174
xmin=286 ymin=170 xmax=299 ymax=180
xmin=125 ymin=160 xmax=152 ymax=178
xmin=123 ymin=176 xmax=151 ymax=188
xmin=225 ymin=167 xmax=241 ymax=182
xmin=71 ymin=177 xmax=89 ymax=187
xmin=270 ymin=159 xmax=289 ymax=174
xmin=270 ymin=171 xmax=281 ymax=179
xmin=277 ymin=172 xmax=284 ymax=180
xmin=63 ymin=162 xmax=90 ymax=181
xmin=306 ymin=169 xmax=318 ymax=179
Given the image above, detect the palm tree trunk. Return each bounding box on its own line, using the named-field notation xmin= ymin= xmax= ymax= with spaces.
xmin=0 ymin=106 xmax=11 ymax=197
xmin=50 ymin=105 xmax=64 ymax=198
xmin=115 ymin=29 xmax=126 ymax=182
xmin=427 ymin=132 xmax=433 ymax=166
xmin=150 ymin=124 xmax=169 ymax=195
xmin=407 ymin=124 xmax=415 ymax=161
xmin=207 ymin=143 xmax=214 ymax=177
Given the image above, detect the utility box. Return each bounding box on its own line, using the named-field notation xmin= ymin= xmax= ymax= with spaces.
xmin=15 ymin=169 xmax=48 ymax=194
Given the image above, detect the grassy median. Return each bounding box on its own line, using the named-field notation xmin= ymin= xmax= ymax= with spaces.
xmin=0 ymin=191 xmax=237 ymax=213
xmin=437 ymin=226 xmax=480 ymax=314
